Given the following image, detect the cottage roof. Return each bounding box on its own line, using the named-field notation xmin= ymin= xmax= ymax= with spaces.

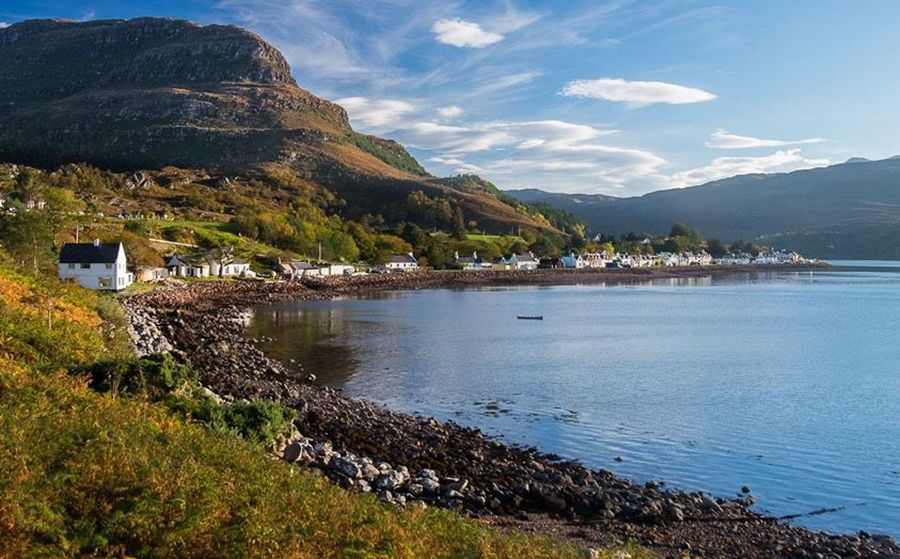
xmin=389 ymin=254 xmax=417 ymax=264
xmin=166 ymin=255 xmax=188 ymax=268
xmin=514 ymin=252 xmax=537 ymax=262
xmin=59 ymin=242 xmax=121 ymax=264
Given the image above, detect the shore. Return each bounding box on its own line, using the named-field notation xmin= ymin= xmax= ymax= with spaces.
xmin=121 ymin=265 xmax=899 ymax=558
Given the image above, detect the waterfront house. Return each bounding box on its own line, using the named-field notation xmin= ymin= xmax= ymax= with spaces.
xmin=135 ymin=266 xmax=169 ymax=283
xmin=165 ymin=254 xmax=209 ymax=278
xmin=386 ymin=253 xmax=418 ymax=272
xmin=318 ymin=263 xmax=356 ymax=276
xmin=454 ymin=251 xmax=490 ymax=271
xmin=560 ymin=252 xmax=586 ymax=269
xmin=58 ymin=240 xmax=133 ymax=291
xmin=207 ymin=255 xmax=253 ymax=278
xmin=507 ymin=252 xmax=539 ymax=271
xmin=276 ymin=260 xmax=318 ymax=279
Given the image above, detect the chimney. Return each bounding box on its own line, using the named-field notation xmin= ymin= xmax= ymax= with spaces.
xmin=92 ymin=238 xmax=100 ymax=247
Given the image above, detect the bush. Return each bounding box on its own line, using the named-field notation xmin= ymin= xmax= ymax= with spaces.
xmin=73 ymin=354 xmax=296 ymax=447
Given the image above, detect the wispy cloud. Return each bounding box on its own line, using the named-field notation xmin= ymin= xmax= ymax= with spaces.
xmin=437 ymin=105 xmax=464 ymax=118
xmin=336 ymin=97 xmax=416 ymax=128
xmin=664 ymin=149 xmax=830 ymax=187
xmin=706 ymin=129 xmax=827 ymax=149
xmin=432 ymin=18 xmax=504 ymax=48
xmin=561 ymin=78 xmax=717 ymax=106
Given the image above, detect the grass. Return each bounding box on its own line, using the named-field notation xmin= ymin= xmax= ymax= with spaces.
xmin=0 ymin=261 xmax=654 ymax=558
xmin=465 ymin=234 xmax=527 ymax=244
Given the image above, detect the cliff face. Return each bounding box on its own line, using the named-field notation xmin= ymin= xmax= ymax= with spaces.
xmin=0 ymin=18 xmax=350 ymax=170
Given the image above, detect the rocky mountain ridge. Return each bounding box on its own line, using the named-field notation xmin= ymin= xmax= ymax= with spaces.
xmin=0 ymin=18 xmax=549 ymax=234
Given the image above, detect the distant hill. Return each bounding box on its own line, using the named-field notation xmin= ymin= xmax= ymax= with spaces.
xmin=0 ymin=18 xmax=551 ymax=235
xmin=508 ymin=157 xmax=900 ymax=259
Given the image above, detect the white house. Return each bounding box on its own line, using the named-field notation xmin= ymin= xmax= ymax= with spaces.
xmin=507 ymin=252 xmax=539 ymax=271
xmin=58 ymin=240 xmax=133 ymax=291
xmin=207 ymin=256 xmax=253 ymax=277
xmin=165 ymin=255 xmax=210 ymax=278
xmin=386 ymin=253 xmax=418 ymax=272
xmin=454 ymin=251 xmax=490 ymax=271
xmin=318 ymin=263 xmax=356 ymax=276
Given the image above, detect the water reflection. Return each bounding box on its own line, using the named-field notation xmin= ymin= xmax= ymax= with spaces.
xmin=246 ymin=304 xmax=365 ymax=385
xmin=245 ymin=271 xmax=900 ymax=537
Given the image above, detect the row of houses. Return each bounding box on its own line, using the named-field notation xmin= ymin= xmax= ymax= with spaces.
xmin=58 ymin=241 xmax=258 ymax=291
xmin=57 ymin=240 xmax=808 ymax=292
xmin=453 ymin=251 xmax=540 ymax=271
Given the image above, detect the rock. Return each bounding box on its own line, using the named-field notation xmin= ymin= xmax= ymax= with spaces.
xmin=329 ymin=456 xmax=361 ymax=479
xmin=374 ymin=470 xmax=406 ymax=491
xmin=420 ymin=478 xmax=441 ymax=495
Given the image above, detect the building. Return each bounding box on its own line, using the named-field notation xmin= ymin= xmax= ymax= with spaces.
xmin=135 ymin=266 xmax=169 ymax=283
xmin=507 ymin=252 xmax=539 ymax=271
xmin=318 ymin=263 xmax=356 ymax=276
xmin=207 ymin=256 xmax=253 ymax=277
xmin=386 ymin=253 xmax=418 ymax=272
xmin=165 ymin=255 xmax=209 ymax=278
xmin=454 ymin=251 xmax=490 ymax=271
xmin=58 ymin=240 xmax=133 ymax=291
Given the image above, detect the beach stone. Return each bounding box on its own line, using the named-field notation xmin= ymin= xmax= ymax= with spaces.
xmin=329 ymin=456 xmax=361 ymax=479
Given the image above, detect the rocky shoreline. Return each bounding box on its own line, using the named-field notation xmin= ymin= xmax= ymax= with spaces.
xmin=121 ymin=266 xmax=899 ymax=559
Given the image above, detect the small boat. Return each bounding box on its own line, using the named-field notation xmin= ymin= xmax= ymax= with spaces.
xmin=517 ymin=315 xmax=543 ymax=320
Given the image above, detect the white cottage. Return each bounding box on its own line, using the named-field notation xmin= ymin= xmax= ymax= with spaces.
xmin=507 ymin=252 xmax=539 ymax=271
xmin=58 ymin=240 xmax=133 ymax=291
xmin=386 ymin=253 xmax=418 ymax=272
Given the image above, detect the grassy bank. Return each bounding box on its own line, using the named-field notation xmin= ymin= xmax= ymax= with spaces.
xmin=0 ymin=261 xmax=645 ymax=558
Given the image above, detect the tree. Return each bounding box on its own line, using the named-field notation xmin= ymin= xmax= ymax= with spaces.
xmin=669 ymin=223 xmax=693 ymax=238
xmin=0 ymin=202 xmax=54 ymax=274
xmin=707 ymin=239 xmax=728 ymax=258
xmin=451 ymin=206 xmax=466 ymax=240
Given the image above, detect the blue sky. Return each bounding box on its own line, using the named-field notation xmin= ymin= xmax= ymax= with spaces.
xmin=3 ymin=1 xmax=900 ymax=195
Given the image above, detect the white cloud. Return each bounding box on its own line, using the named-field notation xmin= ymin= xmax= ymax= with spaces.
xmin=561 ymin=77 xmax=717 ymax=106
xmin=401 ymin=119 xmax=616 ymax=154
xmin=437 ymin=105 xmax=464 ymax=118
xmin=407 ymin=118 xmax=664 ymax=192
xmin=432 ymin=18 xmax=504 ymax=48
xmin=665 ymin=149 xmax=830 ymax=187
xmin=0 ymin=22 xmax=8 ymax=28
xmin=335 ymin=97 xmax=416 ymax=128
xmin=706 ymin=129 xmax=827 ymax=149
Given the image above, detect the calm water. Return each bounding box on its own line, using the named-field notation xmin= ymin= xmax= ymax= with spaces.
xmin=247 ymin=269 xmax=900 ymax=537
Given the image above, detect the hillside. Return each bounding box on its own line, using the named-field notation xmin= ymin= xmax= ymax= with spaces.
xmin=0 ymin=18 xmax=550 ymax=236
xmin=509 ymin=157 xmax=900 ymax=259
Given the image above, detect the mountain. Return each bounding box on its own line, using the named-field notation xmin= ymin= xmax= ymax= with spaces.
xmin=508 ymin=157 xmax=900 ymax=259
xmin=0 ymin=18 xmax=550 ymax=234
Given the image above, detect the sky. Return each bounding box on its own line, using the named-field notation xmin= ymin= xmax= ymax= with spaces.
xmin=3 ymin=0 xmax=900 ymax=196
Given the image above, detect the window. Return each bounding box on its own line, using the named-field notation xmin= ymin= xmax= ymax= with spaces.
xmin=98 ymin=277 xmax=112 ymax=288
xmin=105 ymin=263 xmax=113 ymax=269
xmin=80 ymin=263 xmax=90 ymax=269
xmin=68 ymin=263 xmax=76 ymax=269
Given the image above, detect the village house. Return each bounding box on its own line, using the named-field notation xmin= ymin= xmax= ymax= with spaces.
xmin=165 ymin=254 xmax=210 ymax=278
xmin=385 ymin=253 xmax=418 ymax=272
xmin=58 ymin=239 xmax=133 ymax=291
xmin=135 ymin=266 xmax=169 ymax=283
xmin=560 ymin=252 xmax=585 ymax=269
xmin=317 ymin=263 xmax=356 ymax=276
xmin=454 ymin=251 xmax=490 ymax=271
xmin=507 ymin=252 xmax=539 ymax=271
xmin=207 ymin=255 xmax=253 ymax=278
xmin=276 ymin=260 xmax=319 ymax=279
